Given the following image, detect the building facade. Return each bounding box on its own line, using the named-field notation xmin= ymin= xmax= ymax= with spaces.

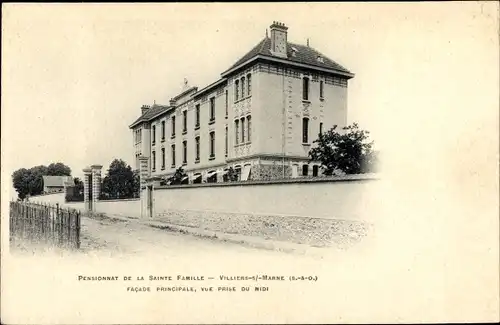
xmin=129 ymin=21 xmax=354 ymax=183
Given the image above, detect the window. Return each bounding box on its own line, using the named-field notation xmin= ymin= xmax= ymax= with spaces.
xmin=171 ymin=116 xmax=176 ymax=137
xmin=183 ymin=110 xmax=187 ymax=133
xmin=171 ymin=144 xmax=176 ymax=167
xmin=207 ymin=170 xmax=217 ymax=183
xmin=161 ymin=148 xmax=165 ymax=169
xmin=302 ymin=117 xmax=309 ymax=143
xmin=195 ymin=104 xmax=200 ymax=128
xmin=235 ymin=120 xmax=239 ymax=145
xmin=225 ymin=126 xmax=228 ymax=157
xmin=152 ymin=151 xmax=156 ymax=171
xmin=182 ymin=140 xmax=187 ymax=164
xmin=152 ymin=125 xmax=156 ymax=145
xmin=241 ymin=117 xmax=245 ymax=143
xmin=161 ymin=121 xmax=165 ymax=141
xmin=195 ymin=136 xmax=200 ymax=161
xmin=247 ymin=115 xmax=252 ymax=142
xmin=235 ymin=166 xmax=242 ymax=181
xmin=302 ymin=77 xmax=309 ymax=101
xmin=209 ymin=131 xmax=215 ymax=158
xmin=225 ymin=90 xmax=228 ymax=118
xmin=320 ymin=80 xmax=324 ymax=99
xmin=136 ymin=130 xmax=139 ymax=143
xmin=313 ymin=165 xmax=319 ymax=177
xmin=302 ymin=164 xmax=309 ymax=176
xmin=209 ymin=97 xmax=215 ymax=122
xmin=319 ymin=122 xmax=323 ymax=136
xmin=241 ymin=77 xmax=245 ymax=99
xmin=247 ymin=74 xmax=252 ymax=96
xmin=235 ymin=80 xmax=239 ymax=101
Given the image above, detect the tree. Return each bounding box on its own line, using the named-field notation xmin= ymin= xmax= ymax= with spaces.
xmin=47 ymin=162 xmax=71 ymax=176
xmin=101 ymin=159 xmax=137 ymax=199
xmin=12 ymin=168 xmax=31 ymax=200
xmin=12 ymin=165 xmax=48 ymax=199
xmin=74 ymin=177 xmax=84 ymax=195
xmin=65 ymin=177 xmax=84 ymax=202
xmin=12 ymin=162 xmax=73 ymax=200
xmin=132 ymin=170 xmax=140 ymax=198
xmin=309 ymin=123 xmax=378 ymax=175
xmin=167 ymin=167 xmax=187 ymax=185
xmin=225 ymin=167 xmax=239 ymax=182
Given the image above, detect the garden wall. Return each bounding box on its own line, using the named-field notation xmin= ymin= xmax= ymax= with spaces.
xmin=153 ymin=174 xmax=382 ymax=221
xmin=152 ymin=174 xmax=382 ymax=247
xmin=30 ymin=193 xmax=140 ymax=218
xmin=30 ymin=192 xmax=66 ymax=206
xmin=93 ymin=199 xmax=141 ymax=217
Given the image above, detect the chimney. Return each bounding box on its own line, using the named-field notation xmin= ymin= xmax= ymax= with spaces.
xmin=270 ymin=21 xmax=288 ymax=58
xmin=141 ymin=104 xmax=150 ymax=115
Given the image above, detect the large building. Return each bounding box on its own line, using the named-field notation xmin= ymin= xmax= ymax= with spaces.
xmin=129 ymin=21 xmax=354 ymax=183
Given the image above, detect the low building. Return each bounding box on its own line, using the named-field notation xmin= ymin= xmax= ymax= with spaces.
xmin=42 ymin=175 xmax=75 ymax=193
xmin=130 ymin=21 xmax=354 ymax=183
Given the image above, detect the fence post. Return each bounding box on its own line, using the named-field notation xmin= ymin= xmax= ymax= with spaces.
xmin=67 ymin=211 xmax=71 ymax=249
xmin=75 ymin=211 xmax=81 ymax=249
xmin=56 ymin=203 xmax=61 ymax=247
xmin=27 ymin=204 xmax=31 ymax=242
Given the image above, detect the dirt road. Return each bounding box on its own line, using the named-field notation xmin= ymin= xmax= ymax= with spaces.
xmin=79 ymin=214 xmax=329 ymax=261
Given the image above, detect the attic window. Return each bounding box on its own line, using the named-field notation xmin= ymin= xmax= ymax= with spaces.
xmin=317 ymin=56 xmax=324 ymax=63
xmin=291 ymin=47 xmax=298 ymax=57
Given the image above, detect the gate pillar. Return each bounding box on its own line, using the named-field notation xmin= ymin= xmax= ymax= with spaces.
xmin=91 ymin=165 xmax=103 ymax=211
xmin=138 ymin=156 xmax=150 ymax=218
xmin=83 ymin=167 xmax=92 ymax=212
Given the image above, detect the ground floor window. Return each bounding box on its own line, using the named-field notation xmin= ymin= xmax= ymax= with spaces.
xmin=207 ymin=171 xmax=217 ymax=183
xmin=234 ymin=166 xmax=242 ymax=181
xmin=302 ymin=164 xmax=309 ymax=176
xmin=312 ymin=165 xmax=319 ymax=177
xmin=193 ymin=174 xmax=202 ymax=184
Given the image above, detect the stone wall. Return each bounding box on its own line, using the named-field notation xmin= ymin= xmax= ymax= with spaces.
xmin=152 ymin=174 xmax=381 ymax=220
xmin=250 ymin=164 xmax=291 ymax=180
xmin=156 ymin=209 xmax=370 ymax=248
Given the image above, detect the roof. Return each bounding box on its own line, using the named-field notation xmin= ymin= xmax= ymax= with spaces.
xmin=223 ymin=37 xmax=352 ymax=76
xmin=193 ymin=78 xmax=227 ymax=98
xmin=129 ymin=104 xmax=172 ymax=129
xmin=172 ymin=86 xmax=198 ymax=101
xmin=43 ymin=176 xmax=74 ymax=187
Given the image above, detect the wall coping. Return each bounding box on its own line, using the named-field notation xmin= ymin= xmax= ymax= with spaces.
xmin=154 ymin=173 xmax=380 ymax=190
xmin=99 ymin=198 xmax=140 ymax=202
xmin=29 ymin=192 xmax=65 ymax=198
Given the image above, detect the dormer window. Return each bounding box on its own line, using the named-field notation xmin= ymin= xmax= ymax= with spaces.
xmin=317 ymin=56 xmax=324 ymax=63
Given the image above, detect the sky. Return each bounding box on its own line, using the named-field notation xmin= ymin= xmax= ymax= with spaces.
xmin=2 ymin=2 xmax=499 ymax=200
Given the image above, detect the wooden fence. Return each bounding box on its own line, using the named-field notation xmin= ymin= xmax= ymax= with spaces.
xmin=9 ymin=201 xmax=81 ymax=250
